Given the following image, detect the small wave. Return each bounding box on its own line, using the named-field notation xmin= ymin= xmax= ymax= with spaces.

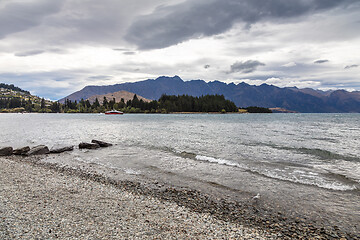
xmin=295 ymin=148 xmax=359 ymax=162
xmin=191 ymin=154 xmax=357 ymax=191
xmin=254 ymin=142 xmax=360 ymax=162
xmin=259 ymin=170 xmax=357 ymax=191
xmin=242 ymin=141 xmax=359 ymax=162
xmin=195 ymin=155 xmax=242 ymax=168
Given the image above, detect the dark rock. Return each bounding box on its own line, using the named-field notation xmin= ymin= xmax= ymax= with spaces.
xmin=13 ymin=146 xmax=30 ymax=155
xmin=79 ymin=142 xmax=100 ymax=149
xmin=91 ymin=140 xmax=113 ymax=147
xmin=26 ymin=145 xmax=50 ymax=156
xmin=0 ymin=147 xmax=13 ymax=156
xmin=50 ymin=145 xmax=74 ymax=153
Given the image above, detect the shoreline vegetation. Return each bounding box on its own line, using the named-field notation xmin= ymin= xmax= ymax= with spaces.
xmin=1 ymin=83 xmax=272 ymax=114
xmin=0 ymin=155 xmax=353 ymax=239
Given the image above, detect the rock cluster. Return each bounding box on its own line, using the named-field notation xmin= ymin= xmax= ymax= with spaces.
xmin=79 ymin=140 xmax=113 ymax=149
xmin=0 ymin=147 xmax=13 ymax=156
xmin=0 ymin=140 xmax=112 ymax=157
xmin=50 ymin=146 xmax=74 ymax=154
xmin=26 ymin=145 xmax=50 ymax=156
xmin=91 ymin=139 xmax=113 ymax=147
xmin=13 ymin=146 xmax=30 ymax=155
xmin=79 ymin=142 xmax=100 ymax=149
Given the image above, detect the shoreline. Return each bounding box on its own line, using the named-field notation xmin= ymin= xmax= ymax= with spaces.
xmin=1 ymin=155 xmax=355 ymax=239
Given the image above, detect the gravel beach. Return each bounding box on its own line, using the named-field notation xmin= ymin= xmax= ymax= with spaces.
xmin=0 ymin=156 xmax=274 ymax=239
xmin=1 ymin=155 xmax=357 ymax=240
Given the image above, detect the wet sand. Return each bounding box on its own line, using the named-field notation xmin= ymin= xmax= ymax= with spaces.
xmin=0 ymin=155 xmax=355 ymax=239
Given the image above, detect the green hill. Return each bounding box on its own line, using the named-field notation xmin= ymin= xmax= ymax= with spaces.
xmin=0 ymin=83 xmax=52 ymax=113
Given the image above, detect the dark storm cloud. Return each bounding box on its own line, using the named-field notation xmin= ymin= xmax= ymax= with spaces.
xmin=229 ymin=60 xmax=265 ymax=74
xmin=344 ymin=64 xmax=358 ymax=69
xmin=15 ymin=50 xmax=45 ymax=57
xmin=0 ymin=0 xmax=64 ymax=39
xmin=314 ymin=59 xmax=329 ymax=64
xmin=125 ymin=0 xmax=355 ymax=49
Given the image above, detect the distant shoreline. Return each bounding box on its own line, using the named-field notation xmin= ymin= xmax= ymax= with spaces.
xmin=0 ymin=111 xmax=274 ymax=114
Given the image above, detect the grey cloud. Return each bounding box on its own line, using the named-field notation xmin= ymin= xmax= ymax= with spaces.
xmin=113 ymin=48 xmax=129 ymax=51
xmin=314 ymin=59 xmax=329 ymax=64
xmin=15 ymin=50 xmax=45 ymax=57
xmin=125 ymin=0 xmax=355 ymax=49
xmin=204 ymin=65 xmax=211 ymax=69
xmin=230 ymin=60 xmax=265 ymax=74
xmin=123 ymin=51 xmax=136 ymax=55
xmin=40 ymin=0 xmax=168 ymax=46
xmin=88 ymin=75 xmax=113 ymax=80
xmin=0 ymin=0 xmax=64 ymax=39
xmin=344 ymin=64 xmax=358 ymax=69
xmin=47 ymin=48 xmax=68 ymax=54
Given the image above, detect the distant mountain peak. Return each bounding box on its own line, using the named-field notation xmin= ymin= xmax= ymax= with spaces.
xmin=155 ymin=75 xmax=182 ymax=82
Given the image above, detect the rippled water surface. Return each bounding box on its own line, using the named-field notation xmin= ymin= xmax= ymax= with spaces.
xmin=1 ymin=113 xmax=359 ymax=230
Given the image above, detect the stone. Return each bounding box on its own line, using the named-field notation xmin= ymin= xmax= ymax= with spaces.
xmin=79 ymin=142 xmax=100 ymax=149
xmin=26 ymin=145 xmax=50 ymax=156
xmin=13 ymin=146 xmax=30 ymax=155
xmin=91 ymin=140 xmax=113 ymax=147
xmin=0 ymin=147 xmax=13 ymax=156
xmin=50 ymin=145 xmax=74 ymax=153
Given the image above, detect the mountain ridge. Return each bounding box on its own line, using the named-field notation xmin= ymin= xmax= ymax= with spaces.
xmin=59 ymin=76 xmax=360 ymax=113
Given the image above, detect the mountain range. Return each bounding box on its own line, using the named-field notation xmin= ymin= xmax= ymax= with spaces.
xmin=60 ymin=76 xmax=360 ymax=113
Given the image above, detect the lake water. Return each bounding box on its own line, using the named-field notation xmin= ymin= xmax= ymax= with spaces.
xmin=1 ymin=113 xmax=359 ymax=232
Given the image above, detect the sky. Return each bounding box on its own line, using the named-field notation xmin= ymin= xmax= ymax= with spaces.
xmin=0 ymin=0 xmax=359 ymax=100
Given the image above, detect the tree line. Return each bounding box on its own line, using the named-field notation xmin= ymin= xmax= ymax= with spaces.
xmin=1 ymin=94 xmax=272 ymax=113
xmin=60 ymin=94 xmax=239 ymax=113
xmin=0 ymin=97 xmax=52 ymax=113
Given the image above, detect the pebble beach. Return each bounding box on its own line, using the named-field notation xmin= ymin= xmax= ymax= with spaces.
xmin=1 ymin=154 xmax=356 ymax=239
xmin=0 ymin=156 xmax=275 ymax=239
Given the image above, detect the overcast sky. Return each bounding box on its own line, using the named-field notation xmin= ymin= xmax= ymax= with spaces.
xmin=0 ymin=0 xmax=359 ymax=100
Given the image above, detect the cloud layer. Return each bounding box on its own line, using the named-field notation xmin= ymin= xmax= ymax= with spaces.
xmin=0 ymin=0 xmax=359 ymax=99
xmin=125 ymin=0 xmax=355 ymax=49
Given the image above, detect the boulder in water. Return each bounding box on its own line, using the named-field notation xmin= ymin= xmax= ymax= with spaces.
xmin=26 ymin=145 xmax=50 ymax=156
xmin=13 ymin=146 xmax=30 ymax=155
xmin=0 ymin=147 xmax=13 ymax=156
xmin=50 ymin=145 xmax=74 ymax=154
xmin=79 ymin=142 xmax=100 ymax=149
xmin=91 ymin=140 xmax=113 ymax=147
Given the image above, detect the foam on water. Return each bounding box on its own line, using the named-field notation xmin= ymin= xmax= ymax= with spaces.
xmin=195 ymin=155 xmax=242 ymax=168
